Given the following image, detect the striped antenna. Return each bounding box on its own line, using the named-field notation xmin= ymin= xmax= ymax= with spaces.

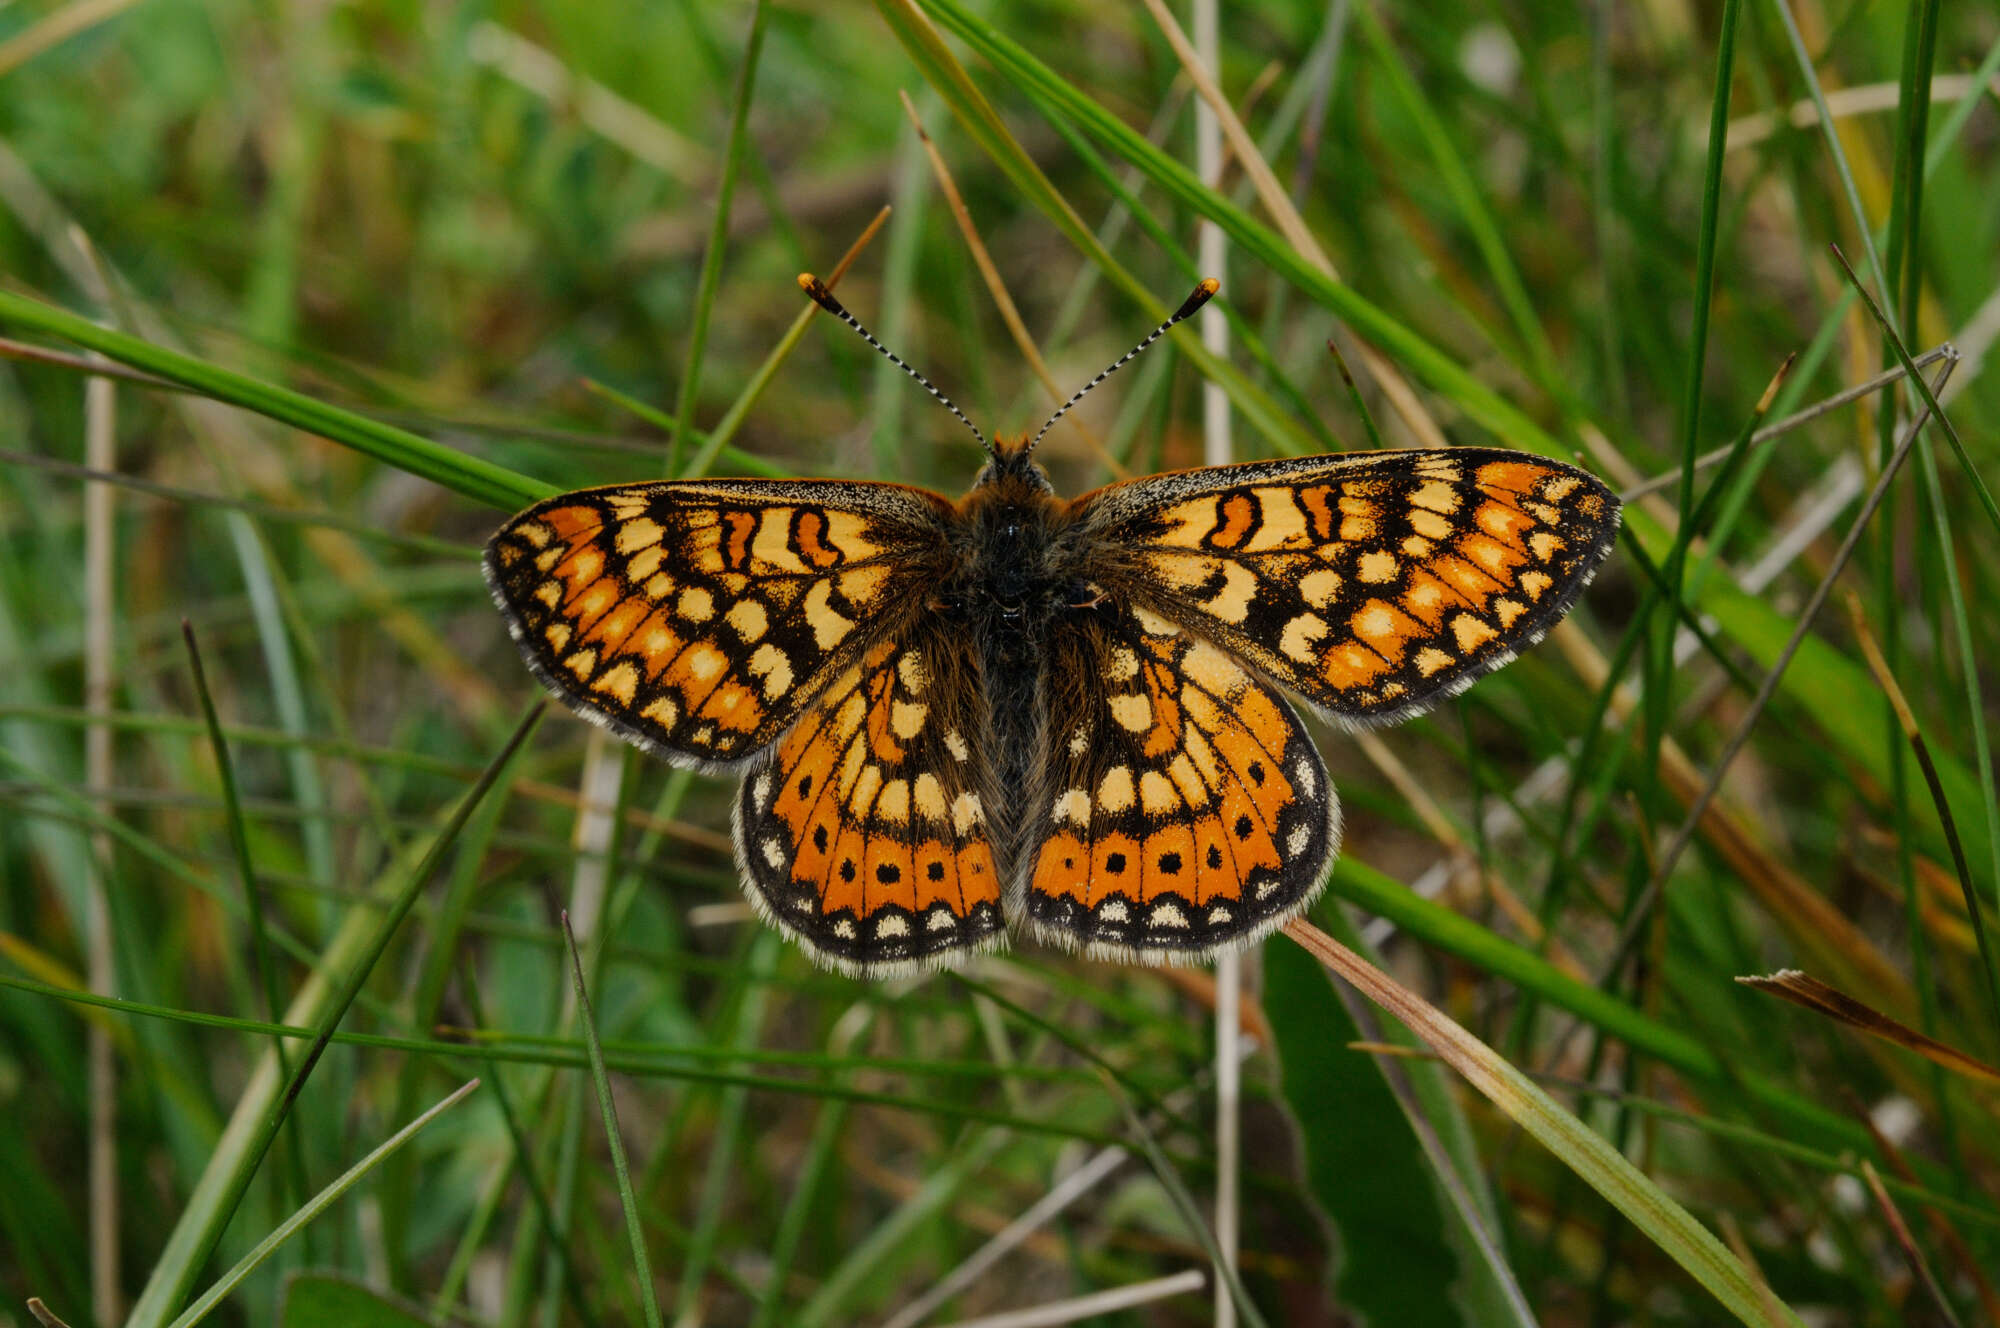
xmin=798 ymin=274 xmax=995 ymax=461
xmin=1026 ymin=278 xmax=1220 ymax=458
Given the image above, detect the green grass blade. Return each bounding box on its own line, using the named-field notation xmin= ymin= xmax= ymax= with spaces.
xmin=1287 ymin=921 xmax=1807 ymax=1327
xmin=162 ymin=1080 xmax=480 ymax=1328
xmin=562 ymin=910 xmax=665 ymax=1328
xmin=873 ymin=0 xmax=1323 ymax=460
xmin=0 ymin=292 xmax=551 ymax=512
xmin=908 ymin=0 xmax=1564 ymax=458
xmin=667 ymin=0 xmax=769 ymax=476
xmin=1265 ymin=936 xmax=1476 ymax=1327
xmin=124 ymin=703 xmax=544 ymax=1328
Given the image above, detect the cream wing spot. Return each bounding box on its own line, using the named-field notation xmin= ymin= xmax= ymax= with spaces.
xmin=1358 ymin=550 xmax=1399 ymax=584
xmin=726 ymin=599 xmax=769 ymax=641
xmin=1452 ymin=613 xmax=1498 ymax=652
xmin=591 ymin=661 xmax=639 ymax=705
xmin=1097 ymin=766 xmax=1136 ymax=813
xmin=849 ymin=764 xmax=883 ymax=816
xmin=1139 ymin=770 xmax=1179 ymax=814
xmin=951 ymin=792 xmax=983 ymax=834
xmin=613 ymin=518 xmax=663 ymax=554
xmin=1279 ymin=612 xmax=1329 ymax=664
xmin=1109 ymin=693 xmax=1152 ymax=732
xmin=1412 ymin=480 xmax=1460 ymax=513
xmin=890 ymin=700 xmax=929 ymax=740
xmin=803 ymin=580 xmax=855 ymax=650
xmin=747 ymin=643 xmax=794 ymax=699
xmin=684 ymin=642 xmax=726 ymax=682
xmin=913 ymin=773 xmax=947 ymax=821
xmin=676 ymin=587 xmax=715 ymax=622
xmin=1409 ymin=508 xmax=1453 ymax=540
xmin=1297 ymin=568 xmax=1343 ymax=608
xmin=626 ymin=545 xmax=665 ymax=582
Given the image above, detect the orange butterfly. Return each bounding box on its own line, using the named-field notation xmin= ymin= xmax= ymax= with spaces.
xmin=485 ymin=279 xmax=1620 ymax=976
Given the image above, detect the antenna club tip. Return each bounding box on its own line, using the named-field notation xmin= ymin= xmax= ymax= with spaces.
xmin=796 ymin=272 xmax=820 ymax=293
xmin=1170 ymin=278 xmax=1222 ymax=321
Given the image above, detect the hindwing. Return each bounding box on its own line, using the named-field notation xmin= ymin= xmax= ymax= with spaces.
xmin=1070 ymin=448 xmax=1620 ymax=725
xmin=735 ymin=619 xmax=1003 ymax=976
xmin=1019 ymin=602 xmax=1337 ymax=962
xmin=484 ymin=479 xmax=952 ymax=768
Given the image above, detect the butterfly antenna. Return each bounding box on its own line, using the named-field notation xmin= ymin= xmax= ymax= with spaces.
xmin=1025 ymin=278 xmax=1220 ymax=458
xmin=798 ymin=273 xmax=995 ymax=460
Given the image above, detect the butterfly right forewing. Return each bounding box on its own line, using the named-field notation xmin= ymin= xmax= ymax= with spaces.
xmin=1071 ymin=448 xmax=1620 ymax=727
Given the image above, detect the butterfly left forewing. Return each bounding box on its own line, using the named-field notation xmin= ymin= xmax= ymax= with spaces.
xmin=1072 ymin=448 xmax=1620 ymax=726
xmin=484 ymin=478 xmax=952 ymax=769
xmin=1019 ymin=601 xmax=1336 ymax=962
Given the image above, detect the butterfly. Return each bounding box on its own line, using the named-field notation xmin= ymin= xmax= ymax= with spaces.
xmin=484 ymin=277 xmax=1621 ymax=977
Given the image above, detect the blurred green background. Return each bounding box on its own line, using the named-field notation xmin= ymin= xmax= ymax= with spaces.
xmin=2 ymin=0 xmax=1998 ymax=1324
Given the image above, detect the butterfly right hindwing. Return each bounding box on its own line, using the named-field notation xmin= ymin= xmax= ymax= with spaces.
xmin=1017 ymin=598 xmax=1338 ymax=962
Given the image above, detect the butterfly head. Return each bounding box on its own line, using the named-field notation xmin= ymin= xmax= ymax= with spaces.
xmin=973 ymin=433 xmax=1055 ymax=495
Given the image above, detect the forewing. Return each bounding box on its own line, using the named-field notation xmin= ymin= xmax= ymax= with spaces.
xmin=1071 ymin=448 xmax=1620 ymax=725
xmin=735 ymin=618 xmax=1004 ymax=976
xmin=484 ymin=479 xmax=952 ymax=769
xmin=1019 ymin=603 xmax=1337 ymax=963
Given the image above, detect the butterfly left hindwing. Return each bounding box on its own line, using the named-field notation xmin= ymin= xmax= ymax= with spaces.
xmin=735 ymin=618 xmax=1004 ymax=975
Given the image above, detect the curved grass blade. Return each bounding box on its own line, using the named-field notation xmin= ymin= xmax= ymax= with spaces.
xmin=0 ymin=291 xmax=551 ymax=512
xmin=161 ymin=1080 xmax=480 ymax=1328
xmin=124 ymin=704 xmax=544 ymax=1328
xmin=1284 ymin=918 xmax=1807 ymax=1327
xmin=561 ymin=910 xmax=664 ymax=1328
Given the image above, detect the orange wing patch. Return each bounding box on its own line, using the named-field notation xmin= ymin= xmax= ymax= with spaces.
xmin=1073 ymin=448 xmax=1620 ymax=725
xmin=735 ymin=621 xmax=1003 ymax=975
xmin=1020 ymin=604 xmax=1336 ymax=962
xmin=485 ymin=479 xmax=952 ymax=768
